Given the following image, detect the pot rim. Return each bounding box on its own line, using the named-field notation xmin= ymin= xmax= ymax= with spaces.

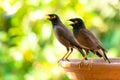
xmin=59 ymin=58 xmax=120 ymax=71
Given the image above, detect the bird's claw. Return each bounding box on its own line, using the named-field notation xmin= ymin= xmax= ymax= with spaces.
xmin=79 ymin=61 xmax=84 ymax=69
xmin=78 ymin=59 xmax=85 ymax=69
xmin=57 ymin=58 xmax=64 ymax=63
xmin=64 ymin=58 xmax=69 ymax=61
xmin=86 ymin=61 xmax=93 ymax=70
xmin=86 ymin=59 xmax=93 ymax=70
xmin=57 ymin=58 xmax=69 ymax=63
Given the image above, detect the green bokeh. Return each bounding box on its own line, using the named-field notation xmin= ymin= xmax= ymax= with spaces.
xmin=0 ymin=0 xmax=120 ymax=80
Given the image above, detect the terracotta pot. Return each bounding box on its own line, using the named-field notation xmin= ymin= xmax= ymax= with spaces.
xmin=59 ymin=58 xmax=120 ymax=80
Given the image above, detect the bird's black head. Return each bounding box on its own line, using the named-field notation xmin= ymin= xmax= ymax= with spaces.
xmin=69 ymin=18 xmax=85 ymax=29
xmin=47 ymin=14 xmax=60 ymax=25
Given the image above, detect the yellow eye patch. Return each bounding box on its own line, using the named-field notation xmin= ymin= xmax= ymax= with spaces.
xmin=52 ymin=16 xmax=56 ymax=19
xmin=74 ymin=20 xmax=78 ymax=23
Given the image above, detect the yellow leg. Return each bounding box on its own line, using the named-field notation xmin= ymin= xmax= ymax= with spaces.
xmin=65 ymin=48 xmax=73 ymax=61
xmin=79 ymin=53 xmax=88 ymax=69
xmin=87 ymin=53 xmax=95 ymax=70
xmin=58 ymin=52 xmax=69 ymax=63
xmin=58 ymin=48 xmax=69 ymax=63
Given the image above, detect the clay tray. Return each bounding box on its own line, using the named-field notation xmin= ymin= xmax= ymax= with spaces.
xmin=59 ymin=58 xmax=120 ymax=80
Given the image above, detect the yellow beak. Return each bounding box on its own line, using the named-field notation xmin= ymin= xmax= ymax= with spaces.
xmin=46 ymin=14 xmax=51 ymax=19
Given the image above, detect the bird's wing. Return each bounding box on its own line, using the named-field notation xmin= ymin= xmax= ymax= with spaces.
xmin=74 ymin=28 xmax=105 ymax=50
xmin=85 ymin=29 xmax=106 ymax=51
xmin=61 ymin=25 xmax=79 ymax=46
xmin=54 ymin=24 xmax=78 ymax=47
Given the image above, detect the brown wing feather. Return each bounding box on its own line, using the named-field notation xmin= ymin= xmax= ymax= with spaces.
xmin=54 ymin=25 xmax=78 ymax=47
xmin=74 ymin=28 xmax=105 ymax=50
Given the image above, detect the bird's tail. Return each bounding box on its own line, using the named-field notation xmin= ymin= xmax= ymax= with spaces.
xmin=90 ymin=50 xmax=102 ymax=57
xmin=75 ymin=46 xmax=88 ymax=60
xmin=97 ymin=50 xmax=110 ymax=63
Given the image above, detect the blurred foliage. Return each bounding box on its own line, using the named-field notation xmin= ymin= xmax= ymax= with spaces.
xmin=0 ymin=0 xmax=120 ymax=80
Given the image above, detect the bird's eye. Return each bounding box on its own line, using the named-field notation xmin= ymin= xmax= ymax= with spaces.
xmin=74 ymin=20 xmax=78 ymax=23
xmin=52 ymin=16 xmax=56 ymax=19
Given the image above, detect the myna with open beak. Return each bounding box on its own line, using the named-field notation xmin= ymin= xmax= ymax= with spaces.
xmin=69 ymin=18 xmax=110 ymax=66
xmin=47 ymin=14 xmax=86 ymax=62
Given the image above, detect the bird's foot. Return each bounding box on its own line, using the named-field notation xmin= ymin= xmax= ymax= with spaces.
xmin=57 ymin=58 xmax=69 ymax=63
xmin=57 ymin=58 xmax=64 ymax=63
xmin=64 ymin=58 xmax=70 ymax=61
xmin=86 ymin=59 xmax=93 ymax=70
xmin=87 ymin=61 xmax=93 ymax=70
xmin=78 ymin=59 xmax=85 ymax=69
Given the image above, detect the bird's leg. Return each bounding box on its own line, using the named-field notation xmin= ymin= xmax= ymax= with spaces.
xmin=65 ymin=48 xmax=73 ymax=61
xmin=87 ymin=52 xmax=95 ymax=69
xmin=58 ymin=47 xmax=69 ymax=63
xmin=79 ymin=48 xmax=88 ymax=60
xmin=79 ymin=50 xmax=88 ymax=68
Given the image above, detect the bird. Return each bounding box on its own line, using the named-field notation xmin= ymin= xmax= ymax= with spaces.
xmin=68 ymin=18 xmax=110 ymax=64
xmin=47 ymin=14 xmax=87 ymax=62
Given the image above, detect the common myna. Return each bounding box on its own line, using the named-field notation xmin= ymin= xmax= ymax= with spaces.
xmin=69 ymin=18 xmax=110 ymax=64
xmin=47 ymin=14 xmax=86 ymax=62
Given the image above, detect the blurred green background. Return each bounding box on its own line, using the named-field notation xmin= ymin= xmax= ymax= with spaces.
xmin=0 ymin=0 xmax=120 ymax=80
